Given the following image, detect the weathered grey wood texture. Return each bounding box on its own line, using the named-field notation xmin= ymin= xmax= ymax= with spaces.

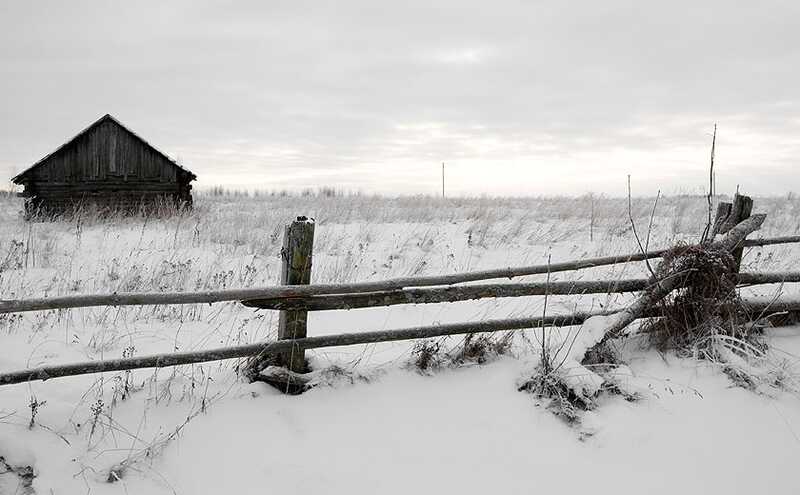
xmin=711 ymin=202 xmax=732 ymax=237
xmin=1 ymin=293 xmax=797 ymax=387
xmin=12 ymin=114 xmax=196 ymax=215
xmin=711 ymin=194 xmax=754 ymax=270
xmin=274 ymin=218 xmax=315 ymax=373
xmin=240 ymin=272 xmax=800 ymax=311
xmin=0 ymin=310 xmax=626 ymax=386
xmin=0 ymin=233 xmax=798 ymax=316
xmin=242 ymin=279 xmax=653 ymax=311
xmin=729 ymin=195 xmax=754 ymax=270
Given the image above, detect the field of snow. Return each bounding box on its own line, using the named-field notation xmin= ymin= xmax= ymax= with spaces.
xmin=1 ymin=191 xmax=800 ymax=494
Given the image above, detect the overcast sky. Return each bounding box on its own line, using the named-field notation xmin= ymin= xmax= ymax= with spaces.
xmin=1 ymin=1 xmax=798 ymax=196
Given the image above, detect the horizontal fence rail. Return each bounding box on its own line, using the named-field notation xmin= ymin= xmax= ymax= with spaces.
xmin=242 ymin=272 xmax=800 ymax=311
xmin=4 ymin=197 xmax=799 ymax=392
xmin=1 ymin=296 xmax=797 ymax=387
xmin=0 ymin=311 xmax=616 ymax=386
xmin=0 ymin=252 xmax=668 ymax=314
xmin=742 ymin=235 xmax=800 ymax=247
xmin=242 ymin=279 xmax=653 ymax=311
xmin=0 ymin=235 xmax=797 ymax=315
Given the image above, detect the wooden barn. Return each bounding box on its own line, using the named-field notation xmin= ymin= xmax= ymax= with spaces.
xmin=12 ymin=114 xmax=196 ymax=217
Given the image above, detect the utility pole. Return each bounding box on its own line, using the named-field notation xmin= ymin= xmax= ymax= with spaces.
xmin=442 ymin=162 xmax=445 ymax=199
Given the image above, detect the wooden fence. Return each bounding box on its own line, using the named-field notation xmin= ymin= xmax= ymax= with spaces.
xmin=2 ymin=194 xmax=800 ymax=390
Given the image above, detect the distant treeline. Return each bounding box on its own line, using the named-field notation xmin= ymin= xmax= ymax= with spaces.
xmin=200 ymin=186 xmax=359 ymax=198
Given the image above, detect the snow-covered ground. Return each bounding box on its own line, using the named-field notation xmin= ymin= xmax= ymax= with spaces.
xmin=1 ymin=192 xmax=800 ymax=494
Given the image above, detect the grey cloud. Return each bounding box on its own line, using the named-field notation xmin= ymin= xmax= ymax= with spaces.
xmin=1 ymin=0 xmax=798 ymax=195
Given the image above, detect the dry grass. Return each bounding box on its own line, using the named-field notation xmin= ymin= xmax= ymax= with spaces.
xmin=2 ymin=190 xmax=800 ymax=476
xmin=409 ymin=332 xmax=515 ymax=374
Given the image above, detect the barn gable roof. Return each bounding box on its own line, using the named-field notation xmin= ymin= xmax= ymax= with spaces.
xmin=11 ymin=114 xmax=197 ymax=184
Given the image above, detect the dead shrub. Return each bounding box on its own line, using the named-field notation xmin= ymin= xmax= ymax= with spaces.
xmin=408 ymin=332 xmax=514 ymax=374
xmin=635 ymin=242 xmax=791 ymax=393
xmin=410 ymin=340 xmax=445 ymax=372
xmin=642 ymin=243 xmax=757 ymax=355
xmin=518 ymin=366 xmax=593 ymax=425
xmin=519 ymin=363 xmax=642 ymax=427
xmin=0 ymin=456 xmax=34 ymax=493
xmin=450 ymin=332 xmax=514 ymax=365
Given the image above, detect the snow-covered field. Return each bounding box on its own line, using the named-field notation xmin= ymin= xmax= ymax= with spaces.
xmin=1 ymin=192 xmax=800 ymax=494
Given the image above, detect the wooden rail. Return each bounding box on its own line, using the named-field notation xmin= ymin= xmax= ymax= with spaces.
xmin=2 ymin=197 xmax=800 ymax=390
xmin=242 ymin=279 xmax=653 ymax=310
xmin=0 ymin=251 xmax=666 ymax=314
xmin=742 ymin=235 xmax=800 ymax=247
xmin=0 ymin=236 xmax=797 ymax=316
xmin=242 ymin=272 xmax=800 ymax=311
xmin=0 ymin=310 xmax=614 ymax=386
xmin=1 ymin=296 xmax=797 ymax=387
xmin=0 ymin=270 xmax=794 ymax=317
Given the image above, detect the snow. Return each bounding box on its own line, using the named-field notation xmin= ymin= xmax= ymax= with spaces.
xmin=575 ymin=314 xmax=620 ymax=357
xmin=0 ymin=430 xmax=36 ymax=468
xmin=90 ymin=354 xmax=800 ymax=495
xmin=555 ymin=314 xmax=621 ymax=396
xmin=1 ymin=193 xmax=800 ymax=493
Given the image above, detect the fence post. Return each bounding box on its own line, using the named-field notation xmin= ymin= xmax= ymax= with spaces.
xmin=707 ymin=193 xmax=754 ymax=287
xmin=243 ymin=216 xmax=315 ymax=386
xmin=275 ymin=216 xmax=315 ymax=373
xmin=728 ymin=194 xmax=753 ymax=272
xmin=710 ymin=202 xmax=732 ymax=237
xmin=712 ymin=193 xmax=753 ymax=272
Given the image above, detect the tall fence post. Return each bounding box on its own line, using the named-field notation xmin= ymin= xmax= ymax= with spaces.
xmin=710 ymin=202 xmax=732 ymax=237
xmin=276 ymin=216 xmax=315 ymax=373
xmin=729 ymin=194 xmax=754 ymax=272
xmin=244 ymin=216 xmax=315 ymax=385
xmin=712 ymin=194 xmax=753 ymax=272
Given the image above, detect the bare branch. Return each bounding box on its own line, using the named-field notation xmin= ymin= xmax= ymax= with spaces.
xmin=701 ymin=123 xmax=717 ymax=242
xmin=627 ymin=175 xmax=658 ymax=279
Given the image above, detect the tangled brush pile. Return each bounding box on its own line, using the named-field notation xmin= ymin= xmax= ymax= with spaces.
xmin=643 ymin=242 xmax=756 ymax=356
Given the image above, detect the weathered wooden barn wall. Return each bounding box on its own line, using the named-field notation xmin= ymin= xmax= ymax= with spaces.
xmin=13 ymin=115 xmax=195 ymax=216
